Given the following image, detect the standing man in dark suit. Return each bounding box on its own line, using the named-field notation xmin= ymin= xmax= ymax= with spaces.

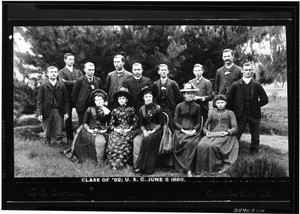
xmin=215 ymin=49 xmax=243 ymax=96
xmin=37 ymin=66 xmax=69 ymax=146
xmin=152 ymin=64 xmax=182 ymax=132
xmin=189 ymin=63 xmax=214 ymax=124
xmin=58 ymin=53 xmax=83 ymax=145
xmin=122 ymin=62 xmax=152 ymax=113
xmin=227 ymin=60 xmax=268 ymax=154
xmin=105 ymin=55 xmax=133 ymax=109
xmin=71 ymin=62 xmax=102 ymax=126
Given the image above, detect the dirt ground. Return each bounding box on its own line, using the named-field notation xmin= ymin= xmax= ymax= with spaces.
xmin=241 ymin=134 xmax=288 ymax=153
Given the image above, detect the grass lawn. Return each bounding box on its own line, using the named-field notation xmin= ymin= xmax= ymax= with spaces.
xmin=260 ymin=96 xmax=288 ymax=136
xmin=14 ymin=133 xmax=288 ymax=178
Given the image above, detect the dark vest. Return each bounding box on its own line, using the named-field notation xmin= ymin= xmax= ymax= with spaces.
xmin=243 ymin=81 xmax=251 ymax=113
xmin=160 ymin=81 xmax=167 ymax=106
xmin=50 ymin=83 xmax=59 ymax=108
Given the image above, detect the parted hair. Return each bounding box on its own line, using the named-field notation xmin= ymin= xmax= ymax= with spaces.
xmin=132 ymin=62 xmax=142 ymax=68
xmin=64 ymin=53 xmax=74 ymax=60
xmin=46 ymin=66 xmax=58 ymax=73
xmin=193 ymin=63 xmax=203 ymax=69
xmin=242 ymin=60 xmax=253 ymax=68
xmin=158 ymin=64 xmax=168 ymax=70
xmin=114 ymin=55 xmax=125 ymax=62
xmin=222 ymin=48 xmax=233 ymax=56
xmin=84 ymin=62 xmax=95 ymax=68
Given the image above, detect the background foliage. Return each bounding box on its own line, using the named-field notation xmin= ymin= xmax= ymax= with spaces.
xmin=13 ymin=25 xmax=287 ymax=116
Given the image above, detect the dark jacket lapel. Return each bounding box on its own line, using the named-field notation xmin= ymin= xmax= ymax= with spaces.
xmin=45 ymin=80 xmax=54 ymax=91
xmin=165 ymin=78 xmax=171 ymax=95
xmin=157 ymin=80 xmax=162 ymax=98
xmin=250 ymin=79 xmax=255 ymax=99
xmin=238 ymin=79 xmax=244 ymax=97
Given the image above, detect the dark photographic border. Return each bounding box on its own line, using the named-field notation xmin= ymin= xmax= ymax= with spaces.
xmin=2 ymin=2 xmax=299 ymax=212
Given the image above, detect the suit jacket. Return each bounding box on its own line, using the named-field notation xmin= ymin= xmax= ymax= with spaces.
xmin=58 ymin=67 xmax=83 ymax=107
xmin=226 ymin=79 xmax=268 ymax=119
xmin=105 ymin=70 xmax=133 ymax=108
xmin=122 ymin=76 xmax=152 ymax=111
xmin=152 ymin=78 xmax=183 ymax=112
xmin=214 ymin=63 xmax=242 ymax=95
xmin=189 ymin=77 xmax=214 ymax=111
xmin=37 ymin=80 xmax=69 ymax=119
xmin=71 ymin=75 xmax=102 ymax=113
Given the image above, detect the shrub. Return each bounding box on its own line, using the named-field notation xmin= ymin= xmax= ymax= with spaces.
xmin=227 ymin=141 xmax=288 ymax=177
xmin=14 ymin=79 xmax=37 ymax=116
xmin=228 ymin=156 xmax=287 ymax=177
xmin=14 ymin=125 xmax=43 ymax=139
xmin=16 ymin=115 xmax=40 ymax=127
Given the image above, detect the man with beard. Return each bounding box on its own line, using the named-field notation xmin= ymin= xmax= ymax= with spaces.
xmin=105 ymin=55 xmax=133 ymax=109
xmin=214 ymin=49 xmax=243 ymax=96
xmin=58 ymin=53 xmax=83 ymax=145
xmin=122 ymin=63 xmax=152 ymax=114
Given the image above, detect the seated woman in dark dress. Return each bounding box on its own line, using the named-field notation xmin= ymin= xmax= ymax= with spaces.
xmin=70 ymin=89 xmax=110 ymax=163
xmin=172 ymin=83 xmax=202 ymax=177
xmin=195 ymin=94 xmax=239 ymax=174
xmin=106 ymin=88 xmax=138 ymax=170
xmin=134 ymin=86 xmax=164 ymax=174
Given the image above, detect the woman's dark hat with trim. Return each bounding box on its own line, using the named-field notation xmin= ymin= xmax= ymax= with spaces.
xmin=112 ymin=87 xmax=132 ymax=102
xmin=89 ymin=89 xmax=107 ymax=105
xmin=138 ymin=86 xmax=153 ymax=100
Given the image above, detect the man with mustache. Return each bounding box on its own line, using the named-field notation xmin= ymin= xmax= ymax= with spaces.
xmin=214 ymin=49 xmax=243 ymax=96
xmin=105 ymin=55 xmax=133 ymax=109
xmin=122 ymin=62 xmax=152 ymax=114
xmin=37 ymin=66 xmax=69 ymax=147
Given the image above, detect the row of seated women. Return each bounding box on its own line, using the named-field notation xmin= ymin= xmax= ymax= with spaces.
xmin=65 ymin=83 xmax=239 ymax=177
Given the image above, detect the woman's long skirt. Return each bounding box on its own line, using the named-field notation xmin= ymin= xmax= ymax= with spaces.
xmin=136 ymin=129 xmax=163 ymax=174
xmin=172 ymin=130 xmax=201 ymax=172
xmin=106 ymin=131 xmax=133 ymax=169
xmin=195 ymin=135 xmax=239 ymax=173
xmin=72 ymin=125 xmax=107 ymax=163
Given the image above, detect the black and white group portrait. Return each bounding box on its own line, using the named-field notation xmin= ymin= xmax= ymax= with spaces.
xmin=13 ymin=25 xmax=289 ymax=178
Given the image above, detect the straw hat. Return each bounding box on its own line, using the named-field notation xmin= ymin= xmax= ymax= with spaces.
xmin=180 ymin=83 xmax=199 ymax=93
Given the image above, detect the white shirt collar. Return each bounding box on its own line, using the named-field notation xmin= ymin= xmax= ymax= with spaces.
xmin=224 ymin=63 xmax=234 ymax=69
xmin=66 ymin=65 xmax=73 ymax=72
xmin=196 ymin=76 xmax=203 ymax=81
xmin=242 ymin=77 xmax=252 ymax=84
xmin=86 ymin=75 xmax=93 ymax=81
xmin=116 ymin=69 xmax=125 ymax=75
xmin=134 ymin=76 xmax=142 ymax=80
xmin=49 ymin=79 xmax=57 ymax=86
xmin=160 ymin=77 xmax=168 ymax=82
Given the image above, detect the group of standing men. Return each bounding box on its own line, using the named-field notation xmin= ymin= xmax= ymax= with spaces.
xmin=37 ymin=48 xmax=268 ymax=155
